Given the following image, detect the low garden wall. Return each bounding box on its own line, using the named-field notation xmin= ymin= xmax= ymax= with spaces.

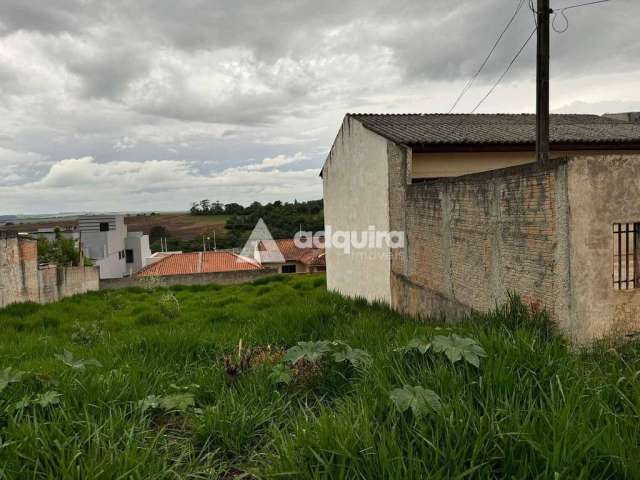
xmin=38 ymin=265 xmax=100 ymax=303
xmin=100 ymin=268 xmax=280 ymax=290
xmin=0 ymin=233 xmax=99 ymax=308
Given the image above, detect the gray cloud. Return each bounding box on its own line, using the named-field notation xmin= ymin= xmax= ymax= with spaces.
xmin=0 ymin=0 xmax=638 ymax=213
xmin=0 ymin=1 xmax=95 ymax=35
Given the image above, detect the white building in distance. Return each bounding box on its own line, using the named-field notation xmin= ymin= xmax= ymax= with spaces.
xmin=78 ymin=215 xmax=151 ymax=279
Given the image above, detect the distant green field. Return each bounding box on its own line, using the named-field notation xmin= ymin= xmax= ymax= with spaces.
xmin=1 ymin=276 xmax=640 ymax=478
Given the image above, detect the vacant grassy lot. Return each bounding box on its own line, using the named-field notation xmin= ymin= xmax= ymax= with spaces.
xmin=1 ymin=275 xmax=640 ymax=479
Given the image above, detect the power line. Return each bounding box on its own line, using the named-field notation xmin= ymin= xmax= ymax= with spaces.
xmin=469 ymin=27 xmax=537 ymax=114
xmin=528 ymin=0 xmax=538 ymax=27
xmin=451 ymin=0 xmax=608 ymax=119
xmin=447 ymin=0 xmax=526 ymax=113
xmin=552 ymin=0 xmax=610 ymax=33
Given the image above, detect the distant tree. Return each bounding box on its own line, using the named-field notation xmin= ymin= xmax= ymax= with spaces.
xmin=188 ymin=198 xmax=324 ymax=246
xmin=199 ymin=199 xmax=211 ymax=214
xmin=149 ymin=226 xmax=169 ymax=243
xmin=245 ymin=201 xmax=262 ymax=215
xmin=224 ymin=203 xmax=244 ymax=215
xmin=210 ymin=201 xmax=225 ymax=215
xmin=224 ymin=199 xmax=324 ymax=240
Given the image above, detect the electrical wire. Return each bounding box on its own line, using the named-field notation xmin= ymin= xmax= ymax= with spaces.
xmin=528 ymin=0 xmax=538 ymax=27
xmin=552 ymin=0 xmax=610 ymax=33
xmin=469 ymin=27 xmax=537 ymax=113
xmin=447 ymin=0 xmax=526 ymax=113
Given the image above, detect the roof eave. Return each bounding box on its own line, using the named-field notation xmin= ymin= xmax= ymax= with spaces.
xmin=409 ymin=141 xmax=640 ymax=153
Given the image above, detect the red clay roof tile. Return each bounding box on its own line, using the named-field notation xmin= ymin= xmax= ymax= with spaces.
xmin=137 ymin=251 xmax=261 ymax=277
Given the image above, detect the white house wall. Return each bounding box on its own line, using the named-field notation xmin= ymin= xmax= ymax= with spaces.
xmin=322 ymin=116 xmax=392 ymax=303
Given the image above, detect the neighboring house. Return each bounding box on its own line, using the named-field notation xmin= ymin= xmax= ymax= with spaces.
xmin=136 ymin=238 xmax=325 ymax=278
xmin=79 ymin=215 xmax=151 ymax=279
xmin=255 ymin=239 xmax=326 ymax=274
xmin=136 ymin=251 xmax=262 ymax=277
xmin=322 ymin=113 xmax=640 ymax=343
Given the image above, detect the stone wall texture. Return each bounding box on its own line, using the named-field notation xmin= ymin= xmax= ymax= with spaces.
xmin=390 ymin=152 xmax=640 ymax=343
xmin=0 ymin=233 xmax=100 ymax=308
xmin=390 ymin=160 xmax=572 ymax=331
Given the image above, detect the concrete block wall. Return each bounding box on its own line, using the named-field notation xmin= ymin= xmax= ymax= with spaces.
xmin=37 ymin=265 xmax=99 ymax=303
xmin=0 ymin=233 xmax=100 ymax=308
xmin=0 ymin=235 xmax=39 ymax=308
xmin=37 ymin=266 xmax=59 ymax=303
xmin=58 ymin=266 xmax=100 ymax=298
xmin=390 ymin=160 xmax=570 ymax=325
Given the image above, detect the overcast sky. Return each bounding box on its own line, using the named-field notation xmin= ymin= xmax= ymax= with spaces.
xmin=1 ymin=0 xmax=638 ymax=214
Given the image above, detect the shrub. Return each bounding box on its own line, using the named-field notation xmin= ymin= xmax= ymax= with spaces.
xmin=158 ymin=292 xmax=180 ymax=319
xmin=134 ymin=308 xmax=165 ymax=326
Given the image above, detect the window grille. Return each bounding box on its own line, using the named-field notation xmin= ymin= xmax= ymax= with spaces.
xmin=613 ymin=223 xmax=639 ymax=290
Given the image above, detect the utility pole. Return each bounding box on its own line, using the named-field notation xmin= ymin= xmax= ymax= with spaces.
xmin=536 ymin=0 xmax=551 ymax=164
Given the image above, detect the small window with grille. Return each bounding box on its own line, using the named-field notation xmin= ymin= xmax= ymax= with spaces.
xmin=613 ymin=223 xmax=639 ymax=290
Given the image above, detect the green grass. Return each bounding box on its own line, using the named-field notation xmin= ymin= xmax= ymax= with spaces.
xmin=1 ymin=274 xmax=640 ymax=479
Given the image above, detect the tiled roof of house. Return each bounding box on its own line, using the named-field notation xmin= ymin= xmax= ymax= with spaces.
xmin=258 ymin=238 xmax=326 ymax=266
xmin=348 ymin=113 xmax=640 ymax=147
xmin=137 ymin=251 xmax=261 ymax=277
xmin=201 ymin=251 xmax=261 ymax=272
xmin=299 ymin=249 xmax=326 ymax=267
xmin=274 ymin=239 xmax=325 ymax=266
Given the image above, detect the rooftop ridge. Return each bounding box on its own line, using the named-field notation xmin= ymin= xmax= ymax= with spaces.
xmin=347 ymin=112 xmax=609 ymax=118
xmin=342 ymin=112 xmax=640 ymax=148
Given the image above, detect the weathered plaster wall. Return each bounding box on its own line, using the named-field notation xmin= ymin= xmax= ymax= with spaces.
xmin=322 ymin=116 xmax=392 ymax=303
xmin=0 ymin=235 xmax=39 ymax=308
xmin=390 ymin=161 xmax=571 ymax=328
xmin=38 ymin=265 xmax=100 ymax=303
xmin=566 ymin=154 xmax=640 ymax=342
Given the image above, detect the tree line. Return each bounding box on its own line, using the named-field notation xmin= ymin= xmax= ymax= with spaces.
xmin=224 ymin=199 xmax=324 ymax=241
xmin=146 ymin=199 xmax=324 ymax=253
xmin=190 ymin=200 xmax=245 ymax=216
xmin=189 ymin=199 xmax=324 ymax=246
